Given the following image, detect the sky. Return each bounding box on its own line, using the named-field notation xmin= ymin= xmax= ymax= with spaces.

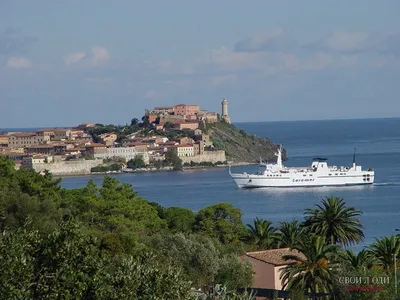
xmin=1 ymin=0 xmax=400 ymax=127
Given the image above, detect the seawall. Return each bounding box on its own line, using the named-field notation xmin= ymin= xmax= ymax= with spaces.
xmin=180 ymin=150 xmax=226 ymax=164
xmin=30 ymin=160 xmax=103 ymax=176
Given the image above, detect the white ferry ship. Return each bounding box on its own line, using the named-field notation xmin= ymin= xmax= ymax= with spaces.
xmin=229 ymin=147 xmax=374 ymax=188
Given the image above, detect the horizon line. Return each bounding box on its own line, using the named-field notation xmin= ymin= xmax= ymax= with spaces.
xmin=234 ymin=116 xmax=400 ymax=124
xmin=1 ymin=116 xmax=400 ymax=130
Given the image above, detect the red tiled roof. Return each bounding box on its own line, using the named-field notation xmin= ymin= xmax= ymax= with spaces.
xmin=11 ymin=132 xmax=36 ymax=137
xmin=174 ymin=104 xmax=199 ymax=107
xmin=173 ymin=121 xmax=199 ymax=125
xmin=245 ymin=248 xmax=306 ymax=266
xmin=36 ymin=128 xmax=70 ymax=133
xmin=3 ymin=152 xmax=25 ymax=156
xmin=25 ymin=145 xmax=55 ymax=149
xmin=160 ymin=141 xmax=177 ymax=145
xmin=86 ymin=143 xmax=107 ymax=148
xmin=177 ymin=137 xmax=193 ymax=140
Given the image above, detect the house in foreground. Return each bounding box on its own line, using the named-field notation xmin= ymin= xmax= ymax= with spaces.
xmin=241 ymin=248 xmax=305 ymax=291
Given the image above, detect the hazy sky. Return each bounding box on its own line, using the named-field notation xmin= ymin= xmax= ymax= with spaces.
xmin=1 ymin=1 xmax=400 ymax=127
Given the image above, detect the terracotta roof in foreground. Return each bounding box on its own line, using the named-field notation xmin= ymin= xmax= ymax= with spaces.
xmin=245 ymin=248 xmax=306 ymax=266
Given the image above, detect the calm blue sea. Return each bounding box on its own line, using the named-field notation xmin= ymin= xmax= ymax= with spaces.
xmin=5 ymin=118 xmax=400 ymax=251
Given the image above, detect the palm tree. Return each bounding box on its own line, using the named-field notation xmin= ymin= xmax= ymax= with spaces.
xmin=368 ymin=235 xmax=400 ymax=272
xmin=246 ymin=217 xmax=278 ymax=249
xmin=280 ymin=235 xmax=339 ymax=294
xmin=277 ymin=220 xmax=304 ymax=248
xmin=303 ymin=196 xmax=364 ymax=247
xmin=339 ymin=249 xmax=377 ymax=271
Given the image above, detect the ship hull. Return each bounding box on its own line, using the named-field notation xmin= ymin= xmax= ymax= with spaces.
xmin=230 ymin=173 xmax=374 ymax=188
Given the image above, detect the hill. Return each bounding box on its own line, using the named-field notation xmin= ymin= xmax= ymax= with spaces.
xmin=206 ymin=122 xmax=287 ymax=164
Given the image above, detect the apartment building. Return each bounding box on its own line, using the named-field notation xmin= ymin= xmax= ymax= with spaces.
xmin=177 ymin=137 xmax=194 ymax=145
xmin=193 ymin=141 xmax=205 ymax=155
xmin=0 ymin=134 xmax=8 ymax=146
xmin=173 ymin=104 xmax=199 ymax=116
xmin=153 ymin=106 xmax=174 ymax=114
xmin=36 ymin=128 xmax=71 ymax=141
xmin=22 ymin=155 xmax=49 ymax=169
xmin=126 ymin=142 xmax=149 ymax=152
xmin=173 ymin=122 xmax=199 ymax=130
xmin=8 ymin=132 xmax=50 ymax=148
xmin=85 ymin=144 xmax=108 ymax=156
xmin=24 ymin=144 xmax=71 ymax=156
xmin=167 ymin=144 xmax=194 ymax=157
xmin=94 ymin=147 xmax=150 ymax=164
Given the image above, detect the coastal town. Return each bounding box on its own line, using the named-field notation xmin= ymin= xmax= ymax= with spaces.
xmin=0 ymin=99 xmax=232 ymax=176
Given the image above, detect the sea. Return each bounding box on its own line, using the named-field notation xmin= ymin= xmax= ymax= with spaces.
xmin=3 ymin=118 xmax=400 ymax=251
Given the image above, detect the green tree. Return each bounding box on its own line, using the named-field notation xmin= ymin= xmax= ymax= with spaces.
xmin=142 ymin=232 xmax=252 ymax=290
xmin=0 ymin=221 xmax=192 ymax=299
xmin=164 ymin=150 xmax=182 ymax=170
xmin=100 ymin=252 xmax=192 ymax=299
xmin=280 ymin=235 xmax=339 ymax=294
xmin=214 ymin=254 xmax=253 ymax=291
xmin=277 ymin=220 xmax=304 ymax=248
xmin=164 ymin=206 xmax=195 ymax=233
xmin=127 ymin=156 xmax=146 ymax=169
xmin=130 ymin=118 xmax=139 ymax=126
xmin=368 ymin=235 xmax=400 ymax=272
xmin=193 ymin=202 xmax=246 ymax=244
xmin=0 ymin=155 xmax=16 ymax=179
xmin=0 ymin=225 xmax=40 ymax=299
xmin=339 ymin=249 xmax=377 ymax=271
xmin=303 ymin=196 xmax=364 ymax=247
xmin=142 ymin=233 xmax=221 ymax=288
xmin=246 ymin=217 xmax=278 ymax=249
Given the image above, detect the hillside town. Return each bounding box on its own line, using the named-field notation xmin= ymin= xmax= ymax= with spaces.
xmin=0 ymin=99 xmax=232 ymax=175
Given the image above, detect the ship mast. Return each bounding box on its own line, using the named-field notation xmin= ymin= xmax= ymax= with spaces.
xmin=352 ymin=148 xmax=356 ymax=168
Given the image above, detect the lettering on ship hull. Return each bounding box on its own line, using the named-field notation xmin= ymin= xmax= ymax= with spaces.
xmin=292 ymin=178 xmax=315 ymax=182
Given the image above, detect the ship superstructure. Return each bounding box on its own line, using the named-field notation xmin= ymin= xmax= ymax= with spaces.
xmin=229 ymin=147 xmax=374 ymax=188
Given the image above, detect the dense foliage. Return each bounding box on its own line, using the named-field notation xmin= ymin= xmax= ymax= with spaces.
xmin=1 ymin=155 xmax=399 ymax=299
xmin=0 ymin=156 xmax=251 ymax=299
xmin=127 ymin=156 xmax=146 ymax=169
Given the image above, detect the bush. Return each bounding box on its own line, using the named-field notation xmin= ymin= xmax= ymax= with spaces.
xmin=127 ymin=156 xmax=146 ymax=170
xmin=91 ymin=164 xmax=122 ymax=173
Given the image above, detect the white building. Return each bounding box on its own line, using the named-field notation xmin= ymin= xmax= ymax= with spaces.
xmin=94 ymin=147 xmax=149 ymax=164
xmin=168 ymin=144 xmax=195 ymax=157
xmin=22 ymin=155 xmax=52 ymax=168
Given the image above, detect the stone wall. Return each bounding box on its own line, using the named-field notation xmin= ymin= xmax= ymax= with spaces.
xmin=180 ymin=150 xmax=226 ymax=164
xmin=30 ymin=160 xmax=103 ymax=176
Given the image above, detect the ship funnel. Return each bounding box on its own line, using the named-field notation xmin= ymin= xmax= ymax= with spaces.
xmin=352 ymin=148 xmax=356 ymax=168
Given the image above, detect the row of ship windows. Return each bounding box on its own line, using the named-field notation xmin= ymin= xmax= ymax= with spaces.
xmin=328 ymin=173 xmax=346 ymax=176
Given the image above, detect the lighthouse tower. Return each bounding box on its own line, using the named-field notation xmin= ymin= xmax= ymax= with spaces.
xmin=221 ymin=98 xmax=231 ymax=124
